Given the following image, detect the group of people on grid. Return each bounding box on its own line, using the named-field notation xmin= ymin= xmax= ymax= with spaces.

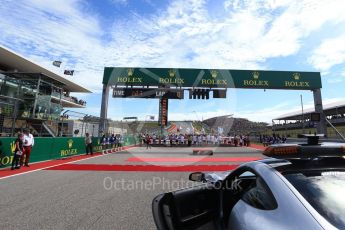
xmin=140 ymin=133 xmax=250 ymax=149
xmin=11 ymin=129 xmax=34 ymax=170
xmin=84 ymin=133 xmax=124 ymax=155
xmin=100 ymin=134 xmax=123 ymax=153
xmin=260 ymin=134 xmax=287 ymax=147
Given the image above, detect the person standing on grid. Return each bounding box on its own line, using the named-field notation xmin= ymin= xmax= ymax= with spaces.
xmin=145 ymin=134 xmax=151 ymax=149
xmin=11 ymin=133 xmax=24 ymax=170
xmin=20 ymin=128 xmax=34 ymax=167
xmin=85 ymin=133 xmax=93 ymax=155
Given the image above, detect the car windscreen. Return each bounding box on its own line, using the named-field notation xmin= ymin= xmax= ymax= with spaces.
xmin=284 ymin=171 xmax=345 ymax=229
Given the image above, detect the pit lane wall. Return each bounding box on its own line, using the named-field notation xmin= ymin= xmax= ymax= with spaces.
xmin=0 ymin=136 xmax=137 ymax=168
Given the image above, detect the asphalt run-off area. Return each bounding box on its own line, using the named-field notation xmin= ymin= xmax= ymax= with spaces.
xmin=0 ymin=145 xmax=264 ymax=230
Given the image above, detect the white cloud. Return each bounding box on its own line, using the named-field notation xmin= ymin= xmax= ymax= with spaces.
xmin=309 ymin=34 xmax=345 ymax=71
xmin=1 ymin=0 xmax=345 ymax=124
xmin=2 ymin=0 xmax=345 ymax=93
xmin=0 ymin=0 xmax=105 ymax=91
xmin=105 ymin=0 xmax=345 ymax=73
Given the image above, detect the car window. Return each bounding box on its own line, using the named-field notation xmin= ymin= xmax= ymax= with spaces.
xmin=239 ymin=172 xmax=277 ymax=210
xmin=239 ymin=171 xmax=255 ymax=178
xmin=285 ymin=171 xmax=345 ymax=229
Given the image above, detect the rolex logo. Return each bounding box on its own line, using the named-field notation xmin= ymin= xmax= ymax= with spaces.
xmin=252 ymin=71 xmax=259 ymax=79
xmin=168 ymin=69 xmax=176 ymax=77
xmin=127 ymin=68 xmax=134 ymax=77
xmin=10 ymin=141 xmax=16 ymax=154
xmin=211 ymin=70 xmax=218 ymax=78
xmin=67 ymin=139 xmax=73 ymax=149
xmin=293 ymin=73 xmax=300 ymax=80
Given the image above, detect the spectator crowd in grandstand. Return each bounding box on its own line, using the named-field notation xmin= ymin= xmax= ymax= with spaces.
xmin=59 ymin=91 xmax=86 ymax=106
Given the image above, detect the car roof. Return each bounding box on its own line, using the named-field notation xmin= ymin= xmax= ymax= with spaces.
xmin=220 ymin=138 xmax=345 ymax=180
xmin=270 ymin=141 xmax=344 ymax=147
xmin=262 ymin=135 xmax=345 ymax=161
xmin=258 ymin=155 xmax=345 ymax=174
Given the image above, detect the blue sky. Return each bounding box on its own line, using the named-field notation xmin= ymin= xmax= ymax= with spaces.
xmin=1 ymin=0 xmax=345 ymax=122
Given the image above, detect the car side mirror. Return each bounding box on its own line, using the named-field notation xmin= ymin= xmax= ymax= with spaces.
xmin=189 ymin=172 xmax=205 ymax=182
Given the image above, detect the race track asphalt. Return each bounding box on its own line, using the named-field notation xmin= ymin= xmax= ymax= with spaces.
xmin=0 ymin=146 xmax=263 ymax=230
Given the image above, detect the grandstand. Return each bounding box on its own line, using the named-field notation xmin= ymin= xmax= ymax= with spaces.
xmin=0 ymin=46 xmax=90 ymax=136
xmin=125 ymin=117 xmax=269 ymax=136
xmin=126 ymin=121 xmax=193 ymax=135
xmin=270 ymin=101 xmax=345 ymax=138
xmin=124 ymin=120 xmax=206 ymax=135
xmin=202 ymin=115 xmax=268 ymax=135
xmin=126 ymin=120 xmax=161 ymax=134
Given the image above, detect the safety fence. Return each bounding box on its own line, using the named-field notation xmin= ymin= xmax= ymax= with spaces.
xmin=0 ymin=136 xmax=137 ymax=168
